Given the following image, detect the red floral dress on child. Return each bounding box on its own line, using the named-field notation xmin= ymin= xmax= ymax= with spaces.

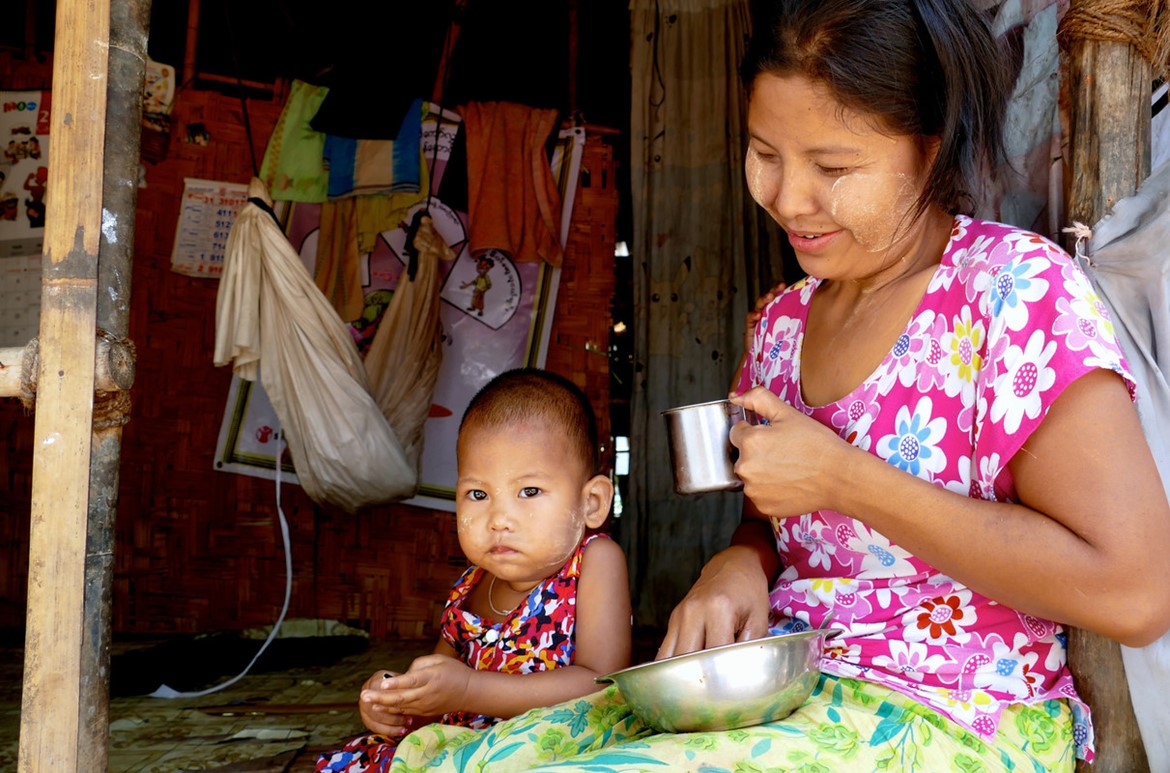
xmin=314 ymin=533 xmax=604 ymax=772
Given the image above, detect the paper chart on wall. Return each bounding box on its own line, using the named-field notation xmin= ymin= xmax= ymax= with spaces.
xmin=0 ymin=90 xmax=50 ymax=347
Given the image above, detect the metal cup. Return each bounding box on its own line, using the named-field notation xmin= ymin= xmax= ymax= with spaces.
xmin=662 ymin=399 xmax=748 ymax=495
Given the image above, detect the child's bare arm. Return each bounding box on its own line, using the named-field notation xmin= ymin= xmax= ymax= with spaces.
xmin=567 ymin=535 xmax=632 ymax=677
xmin=368 ymin=538 xmax=632 ymax=720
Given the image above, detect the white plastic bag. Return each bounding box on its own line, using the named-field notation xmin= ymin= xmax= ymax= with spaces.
xmin=1084 ymin=161 xmax=1170 ymax=773
xmin=214 ymin=177 xmax=415 ymax=511
xmin=364 ymin=212 xmax=448 ymax=470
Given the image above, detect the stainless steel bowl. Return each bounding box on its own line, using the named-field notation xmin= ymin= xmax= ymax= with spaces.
xmin=596 ymin=630 xmax=835 ymax=732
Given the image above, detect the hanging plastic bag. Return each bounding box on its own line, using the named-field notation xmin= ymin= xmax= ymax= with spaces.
xmin=214 ymin=177 xmax=415 ymax=512
xmin=1082 ymin=160 xmax=1170 ymax=773
xmin=364 ymin=210 xmax=448 ymax=469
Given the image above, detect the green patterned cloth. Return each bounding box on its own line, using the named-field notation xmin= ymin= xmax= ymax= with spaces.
xmin=388 ymin=674 xmax=1074 ymax=772
xmin=259 ymin=79 xmax=330 ymax=203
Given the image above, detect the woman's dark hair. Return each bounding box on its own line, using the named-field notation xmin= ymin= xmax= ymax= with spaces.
xmin=742 ymin=0 xmax=1011 ymax=216
xmin=460 ymin=368 xmax=601 ymax=475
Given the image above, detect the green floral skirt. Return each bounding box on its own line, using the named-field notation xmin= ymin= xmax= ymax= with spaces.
xmin=389 ymin=674 xmax=1075 ymax=772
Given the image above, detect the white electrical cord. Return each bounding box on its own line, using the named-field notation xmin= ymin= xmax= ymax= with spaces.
xmin=150 ymin=431 xmax=292 ymax=699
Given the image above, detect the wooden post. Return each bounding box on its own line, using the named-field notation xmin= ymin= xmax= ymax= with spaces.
xmin=17 ymin=0 xmax=111 ymax=769
xmin=184 ymin=0 xmax=201 ymax=85
xmin=76 ymin=0 xmax=149 ymax=767
xmin=22 ymin=0 xmax=37 ymax=61
xmin=0 ymin=345 xmax=34 ymax=398
xmin=1065 ymin=36 xmax=1151 ymax=773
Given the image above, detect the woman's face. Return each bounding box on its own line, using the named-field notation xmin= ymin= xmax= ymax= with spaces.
xmin=745 ymin=73 xmax=941 ymax=283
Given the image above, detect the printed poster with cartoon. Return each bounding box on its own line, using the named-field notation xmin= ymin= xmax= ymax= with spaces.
xmin=0 ymin=90 xmax=50 ymax=257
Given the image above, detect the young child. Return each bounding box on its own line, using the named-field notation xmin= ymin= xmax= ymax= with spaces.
xmin=316 ymin=368 xmax=632 ymax=772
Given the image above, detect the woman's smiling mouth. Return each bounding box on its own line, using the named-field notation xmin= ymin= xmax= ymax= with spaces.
xmin=788 ymin=229 xmax=842 ymax=252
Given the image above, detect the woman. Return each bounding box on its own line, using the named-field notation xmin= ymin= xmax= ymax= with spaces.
xmin=386 ymin=1 xmax=1170 ymax=769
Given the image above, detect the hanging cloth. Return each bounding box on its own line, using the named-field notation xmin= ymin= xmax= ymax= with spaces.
xmin=364 ymin=212 xmax=450 ymax=470
xmin=214 ymin=177 xmax=415 ymax=512
xmin=258 ymin=79 xmax=331 ymax=203
xmin=1082 ymin=160 xmax=1170 ymax=773
xmin=314 ymin=197 xmax=366 ymax=323
xmin=460 ymin=101 xmax=564 ymax=265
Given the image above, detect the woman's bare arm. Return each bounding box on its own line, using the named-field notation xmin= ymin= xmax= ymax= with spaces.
xmin=732 ymin=370 xmax=1170 ymax=647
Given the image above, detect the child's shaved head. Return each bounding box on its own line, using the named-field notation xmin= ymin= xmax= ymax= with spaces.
xmin=459 ymin=368 xmax=600 ymax=476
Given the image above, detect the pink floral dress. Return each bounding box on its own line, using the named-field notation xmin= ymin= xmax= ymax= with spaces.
xmin=736 ymin=215 xmax=1134 ymax=762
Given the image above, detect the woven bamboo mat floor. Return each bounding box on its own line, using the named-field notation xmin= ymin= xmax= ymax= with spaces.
xmin=0 ymin=627 xmax=663 ymax=771
xmin=0 ymin=630 xmax=433 ymax=772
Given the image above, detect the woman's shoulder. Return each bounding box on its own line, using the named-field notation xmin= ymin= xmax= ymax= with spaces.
xmin=947 ymin=215 xmax=1072 ymax=270
xmin=952 ymin=214 xmax=1056 ymax=241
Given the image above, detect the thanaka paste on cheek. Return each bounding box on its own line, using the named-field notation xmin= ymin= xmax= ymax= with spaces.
xmin=829 ymin=171 xmax=916 ymax=253
xmin=538 ymin=507 xmax=585 ymax=570
xmin=744 ymin=148 xmax=769 ymax=207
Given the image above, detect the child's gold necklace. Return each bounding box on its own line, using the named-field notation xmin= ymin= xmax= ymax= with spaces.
xmin=488 ymin=574 xmax=534 ymax=617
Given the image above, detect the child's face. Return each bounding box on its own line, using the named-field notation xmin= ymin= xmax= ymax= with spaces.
xmin=455 ymin=417 xmax=598 ymax=586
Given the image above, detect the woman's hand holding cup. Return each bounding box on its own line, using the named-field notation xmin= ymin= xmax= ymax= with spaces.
xmin=729 ymin=386 xmax=855 ymax=519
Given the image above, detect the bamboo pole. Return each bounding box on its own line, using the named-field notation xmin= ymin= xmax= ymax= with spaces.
xmin=0 ymin=340 xmax=134 ymax=399
xmin=18 ymin=0 xmax=112 ymax=769
xmin=77 ymin=0 xmax=150 ymax=766
xmin=1065 ymin=36 xmax=1151 ymax=773
xmin=0 ymin=345 xmax=33 ymax=398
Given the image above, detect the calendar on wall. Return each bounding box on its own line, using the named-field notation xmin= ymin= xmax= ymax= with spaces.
xmin=0 ymin=89 xmax=50 ymax=347
xmin=170 ymin=178 xmax=251 ymax=277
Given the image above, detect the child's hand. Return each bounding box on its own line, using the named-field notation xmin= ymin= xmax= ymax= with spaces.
xmin=358 ymin=670 xmax=418 ymax=737
xmin=744 ymin=281 xmax=787 ymax=354
xmin=364 ymin=654 xmax=472 ymax=719
xmin=732 ymin=281 xmax=787 ymax=392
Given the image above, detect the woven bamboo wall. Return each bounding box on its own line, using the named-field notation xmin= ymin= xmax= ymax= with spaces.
xmin=544 ymin=128 xmax=619 ymax=472
xmin=0 ymin=62 xmax=619 ymax=641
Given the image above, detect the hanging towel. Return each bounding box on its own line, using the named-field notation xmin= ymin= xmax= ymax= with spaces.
xmin=355 ymin=188 xmax=425 ymax=255
xmin=214 ymin=177 xmax=416 ymax=512
xmin=312 ymin=154 xmax=432 ymax=320
xmin=461 ymin=101 xmax=564 ymax=266
xmin=354 ymin=136 xmax=432 ymax=255
xmin=324 ymin=99 xmax=424 ymax=200
xmin=1083 ymin=160 xmax=1170 ymax=773
xmin=259 ymin=79 xmax=330 ymax=203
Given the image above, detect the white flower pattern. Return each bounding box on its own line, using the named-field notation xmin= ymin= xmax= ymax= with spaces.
xmin=989 ymin=329 xmax=1058 ymax=434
